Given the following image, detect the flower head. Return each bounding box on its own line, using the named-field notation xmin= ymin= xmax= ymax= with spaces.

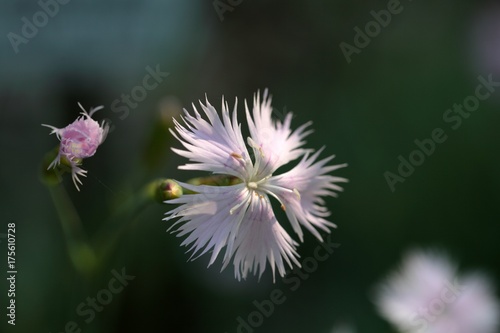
xmin=374 ymin=249 xmax=500 ymax=333
xmin=165 ymin=90 xmax=347 ymax=281
xmin=42 ymin=102 xmax=109 ymax=191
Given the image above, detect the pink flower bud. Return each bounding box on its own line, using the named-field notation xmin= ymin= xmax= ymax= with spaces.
xmin=42 ymin=102 xmax=109 ymax=191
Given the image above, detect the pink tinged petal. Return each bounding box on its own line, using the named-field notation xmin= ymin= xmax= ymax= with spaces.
xmin=170 ymin=98 xmax=252 ymax=179
xmin=165 ymin=182 xmax=300 ymax=282
xmin=165 ymin=183 xmax=251 ymax=267
xmin=59 ymin=103 xmax=107 ymax=160
xmin=266 ymin=148 xmax=348 ymax=242
xmin=230 ymin=195 xmax=300 ymax=282
xmin=245 ymin=89 xmax=312 ymax=178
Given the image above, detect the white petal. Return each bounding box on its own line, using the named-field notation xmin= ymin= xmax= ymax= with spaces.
xmin=41 ymin=123 xmax=63 ymax=140
xmin=170 ymin=98 xmax=252 ymax=179
xmin=165 ymin=183 xmax=249 ymax=264
xmin=266 ymin=148 xmax=348 ymax=242
xmin=245 ymin=89 xmax=312 ymax=178
xmin=165 ymin=182 xmax=300 ymax=282
xmin=230 ymin=194 xmax=300 ymax=282
xmin=70 ymin=164 xmax=87 ymax=192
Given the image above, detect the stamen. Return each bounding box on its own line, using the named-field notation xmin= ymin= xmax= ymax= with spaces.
xmin=248 ymin=182 xmax=258 ymax=189
xmin=256 ymin=175 xmax=271 ymax=184
xmin=230 ymin=152 xmax=243 ymax=159
xmin=281 ymin=204 xmax=286 ymax=211
xmin=247 ymin=137 xmax=264 ymax=157
xmin=293 ymin=188 xmax=301 ymax=199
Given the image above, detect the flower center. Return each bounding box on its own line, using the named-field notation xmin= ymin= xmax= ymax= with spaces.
xmin=247 ymin=182 xmax=258 ymax=189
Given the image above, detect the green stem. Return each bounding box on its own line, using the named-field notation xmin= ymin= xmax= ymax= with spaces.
xmin=48 ymin=184 xmax=97 ymax=279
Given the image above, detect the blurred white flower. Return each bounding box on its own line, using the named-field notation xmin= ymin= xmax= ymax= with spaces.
xmin=42 ymin=103 xmax=109 ymax=191
xmin=374 ymin=249 xmax=499 ymax=333
xmin=165 ymin=90 xmax=347 ymax=281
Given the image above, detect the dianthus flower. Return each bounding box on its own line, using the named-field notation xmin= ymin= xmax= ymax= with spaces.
xmin=165 ymin=90 xmax=347 ymax=281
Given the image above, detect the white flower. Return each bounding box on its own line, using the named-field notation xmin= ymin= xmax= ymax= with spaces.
xmin=165 ymin=90 xmax=347 ymax=281
xmin=42 ymin=102 xmax=109 ymax=191
xmin=374 ymin=249 xmax=500 ymax=333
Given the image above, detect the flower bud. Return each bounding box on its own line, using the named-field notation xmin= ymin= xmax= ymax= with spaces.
xmin=147 ymin=179 xmax=183 ymax=203
xmin=41 ymin=103 xmax=109 ymax=191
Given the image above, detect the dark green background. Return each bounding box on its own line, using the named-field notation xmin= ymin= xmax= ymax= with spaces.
xmin=1 ymin=1 xmax=499 ymax=332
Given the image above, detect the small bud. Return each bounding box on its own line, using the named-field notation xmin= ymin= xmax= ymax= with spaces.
xmin=159 ymin=179 xmax=183 ymax=201
xmin=41 ymin=102 xmax=109 ymax=191
xmin=146 ymin=179 xmax=183 ymax=203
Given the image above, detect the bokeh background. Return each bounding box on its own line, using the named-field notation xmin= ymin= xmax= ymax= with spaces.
xmin=1 ymin=1 xmax=499 ymax=332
